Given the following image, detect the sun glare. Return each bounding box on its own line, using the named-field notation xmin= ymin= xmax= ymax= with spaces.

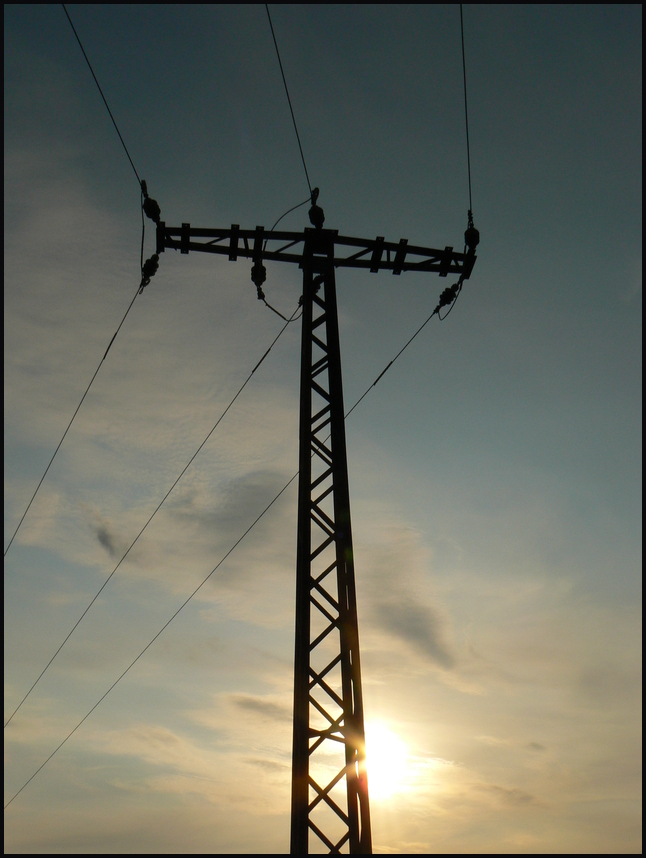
xmin=365 ymin=723 xmax=408 ymax=800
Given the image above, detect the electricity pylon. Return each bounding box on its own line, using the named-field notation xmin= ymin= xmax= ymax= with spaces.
xmin=155 ymin=202 xmax=478 ymax=853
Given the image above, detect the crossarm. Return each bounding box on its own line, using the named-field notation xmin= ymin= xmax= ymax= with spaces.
xmin=156 ymin=224 xmax=477 ymax=279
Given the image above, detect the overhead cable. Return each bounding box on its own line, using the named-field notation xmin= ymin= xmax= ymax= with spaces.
xmin=254 ymin=196 xmax=311 ymax=321
xmin=4 ymin=185 xmax=158 ymax=559
xmin=344 ymin=306 xmax=441 ymax=420
xmin=4 ymin=280 xmax=463 ymax=804
xmin=4 ymin=285 xmax=141 ymax=559
xmin=267 ymin=196 xmax=312 ymax=236
xmin=4 ymin=305 xmax=300 ymax=729
xmin=3 ymin=466 xmax=297 ymax=810
xmin=460 ymin=4 xmax=473 ymax=215
xmin=265 ymin=4 xmax=313 ymax=196
xmin=5 ymin=8 xmax=164 ymax=558
xmin=62 ymin=4 xmax=142 ymax=187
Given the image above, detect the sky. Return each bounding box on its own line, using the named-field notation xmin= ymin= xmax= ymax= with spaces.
xmin=4 ymin=4 xmax=642 ymax=854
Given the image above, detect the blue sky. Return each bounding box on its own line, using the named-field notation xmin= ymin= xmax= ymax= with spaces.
xmin=4 ymin=4 xmax=641 ymax=853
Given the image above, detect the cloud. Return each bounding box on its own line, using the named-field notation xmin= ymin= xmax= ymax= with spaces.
xmin=359 ymin=522 xmax=456 ymax=669
xmin=167 ymin=468 xmax=293 ymax=548
xmin=104 ymin=466 xmax=301 ymax=629
xmin=471 ymin=782 xmax=539 ymax=807
xmin=372 ymin=595 xmax=455 ymax=668
xmin=88 ymin=723 xmax=219 ymax=784
xmin=230 ymin=693 xmax=292 ymax=723
xmin=245 ymin=757 xmax=289 ymax=772
xmin=576 ymin=663 xmax=641 ymax=707
xmin=97 ymin=525 xmax=117 ymax=556
xmin=90 ymin=511 xmax=131 ymax=560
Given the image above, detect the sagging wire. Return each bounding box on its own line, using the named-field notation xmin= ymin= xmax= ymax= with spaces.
xmin=4 ymin=305 xmax=301 ymax=804
xmin=63 ymin=3 xmax=163 ymax=299
xmin=3 ymin=303 xmax=300 ymax=732
xmin=4 ymin=179 xmax=163 ymax=557
xmin=139 ymin=180 xmax=161 ymax=293
xmin=266 ymin=195 xmax=312 ymax=239
xmin=345 ymin=227 xmax=477 ymax=420
xmin=62 ymin=4 xmax=141 ymax=187
xmin=251 ymin=193 xmax=314 ymax=322
xmin=265 ymin=4 xmax=313 ymax=197
xmin=459 ymin=4 xmax=479 ymax=286
xmin=4 ymin=257 xmax=474 ymax=800
xmin=3 ymin=281 xmax=142 ymax=558
xmin=5 ymin=176 xmax=166 ymax=558
xmin=460 ymin=4 xmax=473 ymax=217
xmin=4 ymin=468 xmax=299 ymax=811
xmin=4 ymin=8 xmax=165 ymax=558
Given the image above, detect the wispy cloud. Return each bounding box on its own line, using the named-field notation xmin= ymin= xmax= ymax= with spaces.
xmin=229 ymin=692 xmax=292 ymax=723
xmin=358 ymin=522 xmax=456 ymax=669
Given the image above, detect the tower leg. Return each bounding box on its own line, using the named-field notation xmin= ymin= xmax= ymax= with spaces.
xmin=290 ymin=229 xmax=372 ymax=854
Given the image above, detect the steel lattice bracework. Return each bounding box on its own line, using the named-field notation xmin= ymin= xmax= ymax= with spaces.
xmin=155 ymin=216 xmax=478 ymax=854
xmin=291 ymin=229 xmax=371 ymax=853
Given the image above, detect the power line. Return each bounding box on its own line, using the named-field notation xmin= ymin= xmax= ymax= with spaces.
xmin=3 ymin=469 xmax=297 ymax=811
xmin=258 ymin=196 xmax=311 ymax=320
xmin=62 ymin=4 xmax=142 ymax=187
xmin=5 ymin=201 xmax=154 ymax=559
xmin=4 ymin=285 xmax=141 ymax=559
xmin=344 ymin=305 xmax=441 ymax=420
xmin=460 ymin=4 xmax=473 ymax=214
xmin=266 ymin=196 xmax=312 ymax=243
xmin=265 ymin=4 xmax=313 ymax=196
xmin=4 ymin=285 xmax=459 ymax=807
xmin=7 ymin=6 xmax=479 ymax=809
xmin=6 ymin=0 xmax=312 ymax=727
xmin=5 ymin=7 xmax=156 ymax=557
xmin=4 ymin=306 xmax=300 ymax=728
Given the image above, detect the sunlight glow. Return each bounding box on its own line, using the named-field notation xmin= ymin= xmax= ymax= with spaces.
xmin=365 ymin=723 xmax=409 ymax=800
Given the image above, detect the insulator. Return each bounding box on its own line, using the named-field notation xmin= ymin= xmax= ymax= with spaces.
xmin=309 ymin=204 xmax=325 ymax=229
xmin=139 ymin=253 xmax=160 ymax=293
xmin=251 ymin=260 xmax=267 ymax=288
xmin=438 ymin=284 xmax=458 ymax=308
xmin=464 ymin=224 xmax=480 ymax=251
xmin=143 ymin=196 xmax=161 ymax=224
xmin=142 ymin=254 xmax=159 ymax=280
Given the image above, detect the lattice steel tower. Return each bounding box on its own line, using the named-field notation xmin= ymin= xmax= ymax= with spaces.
xmin=290 ymin=227 xmax=371 ymax=853
xmin=155 ymin=199 xmax=478 ymax=853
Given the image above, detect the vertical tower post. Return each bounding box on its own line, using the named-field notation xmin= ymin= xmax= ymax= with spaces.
xmin=291 ymin=229 xmax=372 ymax=854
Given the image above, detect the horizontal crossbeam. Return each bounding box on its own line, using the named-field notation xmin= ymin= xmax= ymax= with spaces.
xmin=157 ymin=224 xmax=477 ymax=279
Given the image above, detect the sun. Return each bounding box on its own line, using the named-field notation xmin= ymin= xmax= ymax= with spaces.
xmin=364 ymin=723 xmax=409 ymax=800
